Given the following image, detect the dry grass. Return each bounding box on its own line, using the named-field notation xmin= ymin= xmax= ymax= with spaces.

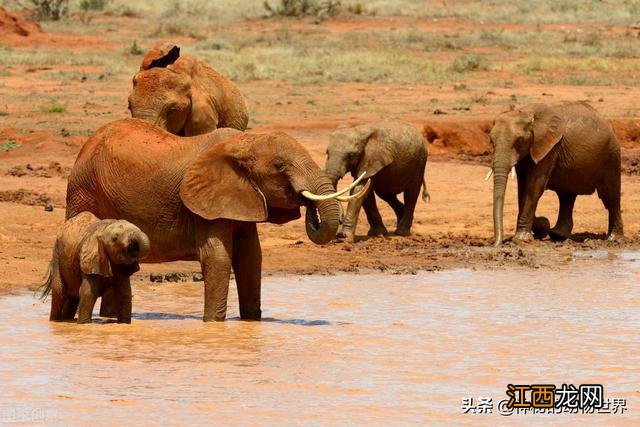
xmin=1 ymin=0 xmax=640 ymax=87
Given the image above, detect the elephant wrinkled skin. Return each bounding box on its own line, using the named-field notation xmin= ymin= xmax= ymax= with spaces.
xmin=490 ymin=101 xmax=623 ymax=245
xmin=324 ymin=119 xmax=429 ymax=242
xmin=40 ymin=212 xmax=150 ymax=324
xmin=128 ymin=42 xmax=248 ymax=135
xmin=66 ymin=119 xmax=343 ymax=321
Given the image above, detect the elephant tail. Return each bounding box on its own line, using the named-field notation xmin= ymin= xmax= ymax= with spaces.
xmin=421 ymin=178 xmax=431 ymax=203
xmin=37 ymin=255 xmax=58 ymax=301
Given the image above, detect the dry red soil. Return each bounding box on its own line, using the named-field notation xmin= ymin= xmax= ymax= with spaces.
xmin=2 ymin=10 xmax=640 ymax=296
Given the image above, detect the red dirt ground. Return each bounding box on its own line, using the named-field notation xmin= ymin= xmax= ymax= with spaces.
xmin=1 ymin=12 xmax=640 ymax=296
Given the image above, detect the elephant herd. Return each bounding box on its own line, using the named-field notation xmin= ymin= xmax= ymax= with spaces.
xmin=40 ymin=42 xmax=624 ymax=323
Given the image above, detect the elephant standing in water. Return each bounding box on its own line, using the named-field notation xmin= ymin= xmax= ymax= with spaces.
xmin=128 ymin=42 xmax=248 ymax=135
xmin=324 ymin=119 xmax=429 ymax=242
xmin=490 ymin=102 xmax=623 ymax=245
xmin=66 ymin=119 xmax=365 ymax=321
xmin=40 ymin=212 xmax=150 ymax=324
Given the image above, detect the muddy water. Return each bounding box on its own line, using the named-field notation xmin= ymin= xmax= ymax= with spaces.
xmin=1 ymin=256 xmax=639 ymax=424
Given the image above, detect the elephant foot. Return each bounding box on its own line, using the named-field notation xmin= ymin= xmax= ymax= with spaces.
xmin=512 ymin=230 xmax=534 ymax=243
xmin=240 ymin=307 xmax=261 ymax=320
xmin=606 ymin=231 xmax=624 ymax=242
xmin=367 ymin=225 xmax=388 ymax=237
xmin=549 ymin=227 xmax=571 ymax=242
xmin=532 ymin=217 xmax=551 ymax=240
xmin=336 ymin=228 xmax=355 ymax=243
xmin=203 ymin=316 xmax=226 ymax=322
xmin=394 ymin=227 xmax=411 ymax=236
xmin=117 ymin=317 xmax=131 ymax=324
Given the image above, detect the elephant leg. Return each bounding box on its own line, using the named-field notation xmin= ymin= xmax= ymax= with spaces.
xmin=61 ymin=297 xmax=79 ymax=321
xmin=112 ymin=277 xmax=132 ymax=324
xmin=517 ymin=162 xmax=550 ymax=240
xmin=597 ymin=173 xmax=623 ymax=240
xmin=363 ymin=191 xmax=387 ymax=237
xmin=232 ymin=223 xmax=262 ymax=321
xmin=99 ymin=288 xmax=118 ymax=318
xmin=48 ymin=260 xmax=65 ymax=321
xmin=197 ymin=220 xmax=234 ymax=322
xmin=339 ymin=181 xmax=372 ymax=242
xmin=377 ymin=192 xmax=404 ymax=228
xmin=77 ymin=276 xmax=103 ymax=324
xmin=514 ymin=169 xmax=550 ymax=242
xmin=549 ymin=192 xmax=577 ymax=241
xmin=396 ymin=175 xmax=422 ymax=236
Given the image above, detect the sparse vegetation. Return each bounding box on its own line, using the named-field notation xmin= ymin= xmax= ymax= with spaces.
xmin=79 ymin=0 xmax=107 ymax=11
xmin=38 ymin=100 xmax=67 ymax=113
xmin=263 ymin=0 xmax=341 ymax=19
xmin=28 ymin=0 xmax=69 ymax=20
xmin=451 ymin=54 xmax=484 ymax=73
xmin=127 ymin=40 xmax=142 ymax=55
xmin=0 ymin=140 xmax=20 ymax=152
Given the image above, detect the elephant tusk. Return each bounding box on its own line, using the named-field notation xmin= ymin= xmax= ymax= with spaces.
xmin=484 ymin=168 xmax=493 ymax=181
xmin=336 ymin=179 xmax=372 ymax=202
xmin=511 ymin=166 xmax=516 ymax=180
xmin=301 ymin=171 xmax=367 ymax=201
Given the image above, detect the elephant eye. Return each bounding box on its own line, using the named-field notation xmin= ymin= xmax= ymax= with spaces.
xmin=273 ymin=160 xmax=285 ymax=171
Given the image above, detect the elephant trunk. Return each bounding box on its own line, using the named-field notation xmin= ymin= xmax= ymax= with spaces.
xmin=301 ymin=173 xmax=341 ymax=245
xmin=492 ymin=166 xmax=509 ymax=246
xmin=128 ymin=229 xmax=151 ymax=260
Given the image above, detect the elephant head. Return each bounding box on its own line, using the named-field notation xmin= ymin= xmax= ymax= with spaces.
xmin=324 ymin=123 xmax=392 ymax=187
xmin=180 ymin=132 xmax=355 ymax=244
xmin=128 ymin=42 xmax=248 ymax=136
xmin=490 ymin=104 xmax=564 ymax=245
xmin=80 ymin=221 xmax=151 ymax=277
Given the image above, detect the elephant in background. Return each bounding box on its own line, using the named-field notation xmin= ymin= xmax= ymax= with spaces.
xmin=324 ymin=119 xmax=429 ymax=242
xmin=40 ymin=212 xmax=150 ymax=324
xmin=490 ymin=101 xmax=623 ymax=245
xmin=128 ymin=42 xmax=249 ymax=135
xmin=66 ymin=119 xmax=364 ymax=321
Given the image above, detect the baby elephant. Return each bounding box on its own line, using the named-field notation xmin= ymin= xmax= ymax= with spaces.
xmin=324 ymin=119 xmax=429 ymax=242
xmin=40 ymin=212 xmax=150 ymax=324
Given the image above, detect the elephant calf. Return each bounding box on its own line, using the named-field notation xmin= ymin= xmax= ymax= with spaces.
xmin=40 ymin=212 xmax=150 ymax=324
xmin=490 ymin=101 xmax=623 ymax=245
xmin=324 ymin=119 xmax=429 ymax=242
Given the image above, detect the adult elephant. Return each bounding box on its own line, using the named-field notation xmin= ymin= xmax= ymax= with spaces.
xmin=490 ymin=101 xmax=623 ymax=245
xmin=127 ymin=42 xmax=248 ymax=135
xmin=324 ymin=119 xmax=429 ymax=242
xmin=66 ymin=119 xmax=364 ymax=321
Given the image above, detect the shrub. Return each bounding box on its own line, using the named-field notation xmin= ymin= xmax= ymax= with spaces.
xmin=38 ymin=100 xmax=66 ymax=113
xmin=451 ymin=54 xmax=483 ymax=73
xmin=30 ymin=0 xmax=69 ymax=20
xmin=79 ymin=0 xmax=108 ymax=11
xmin=263 ymin=0 xmax=342 ymax=19
xmin=127 ymin=40 xmax=143 ymax=55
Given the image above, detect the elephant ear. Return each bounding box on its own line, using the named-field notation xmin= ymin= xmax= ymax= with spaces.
xmin=183 ymin=89 xmax=218 ymax=136
xmin=180 ymin=136 xmax=268 ymax=222
xmin=357 ymin=128 xmax=393 ymax=178
xmin=80 ymin=226 xmax=113 ymax=277
xmin=530 ymin=111 xmax=564 ymax=164
xmin=140 ymin=42 xmax=181 ymax=71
